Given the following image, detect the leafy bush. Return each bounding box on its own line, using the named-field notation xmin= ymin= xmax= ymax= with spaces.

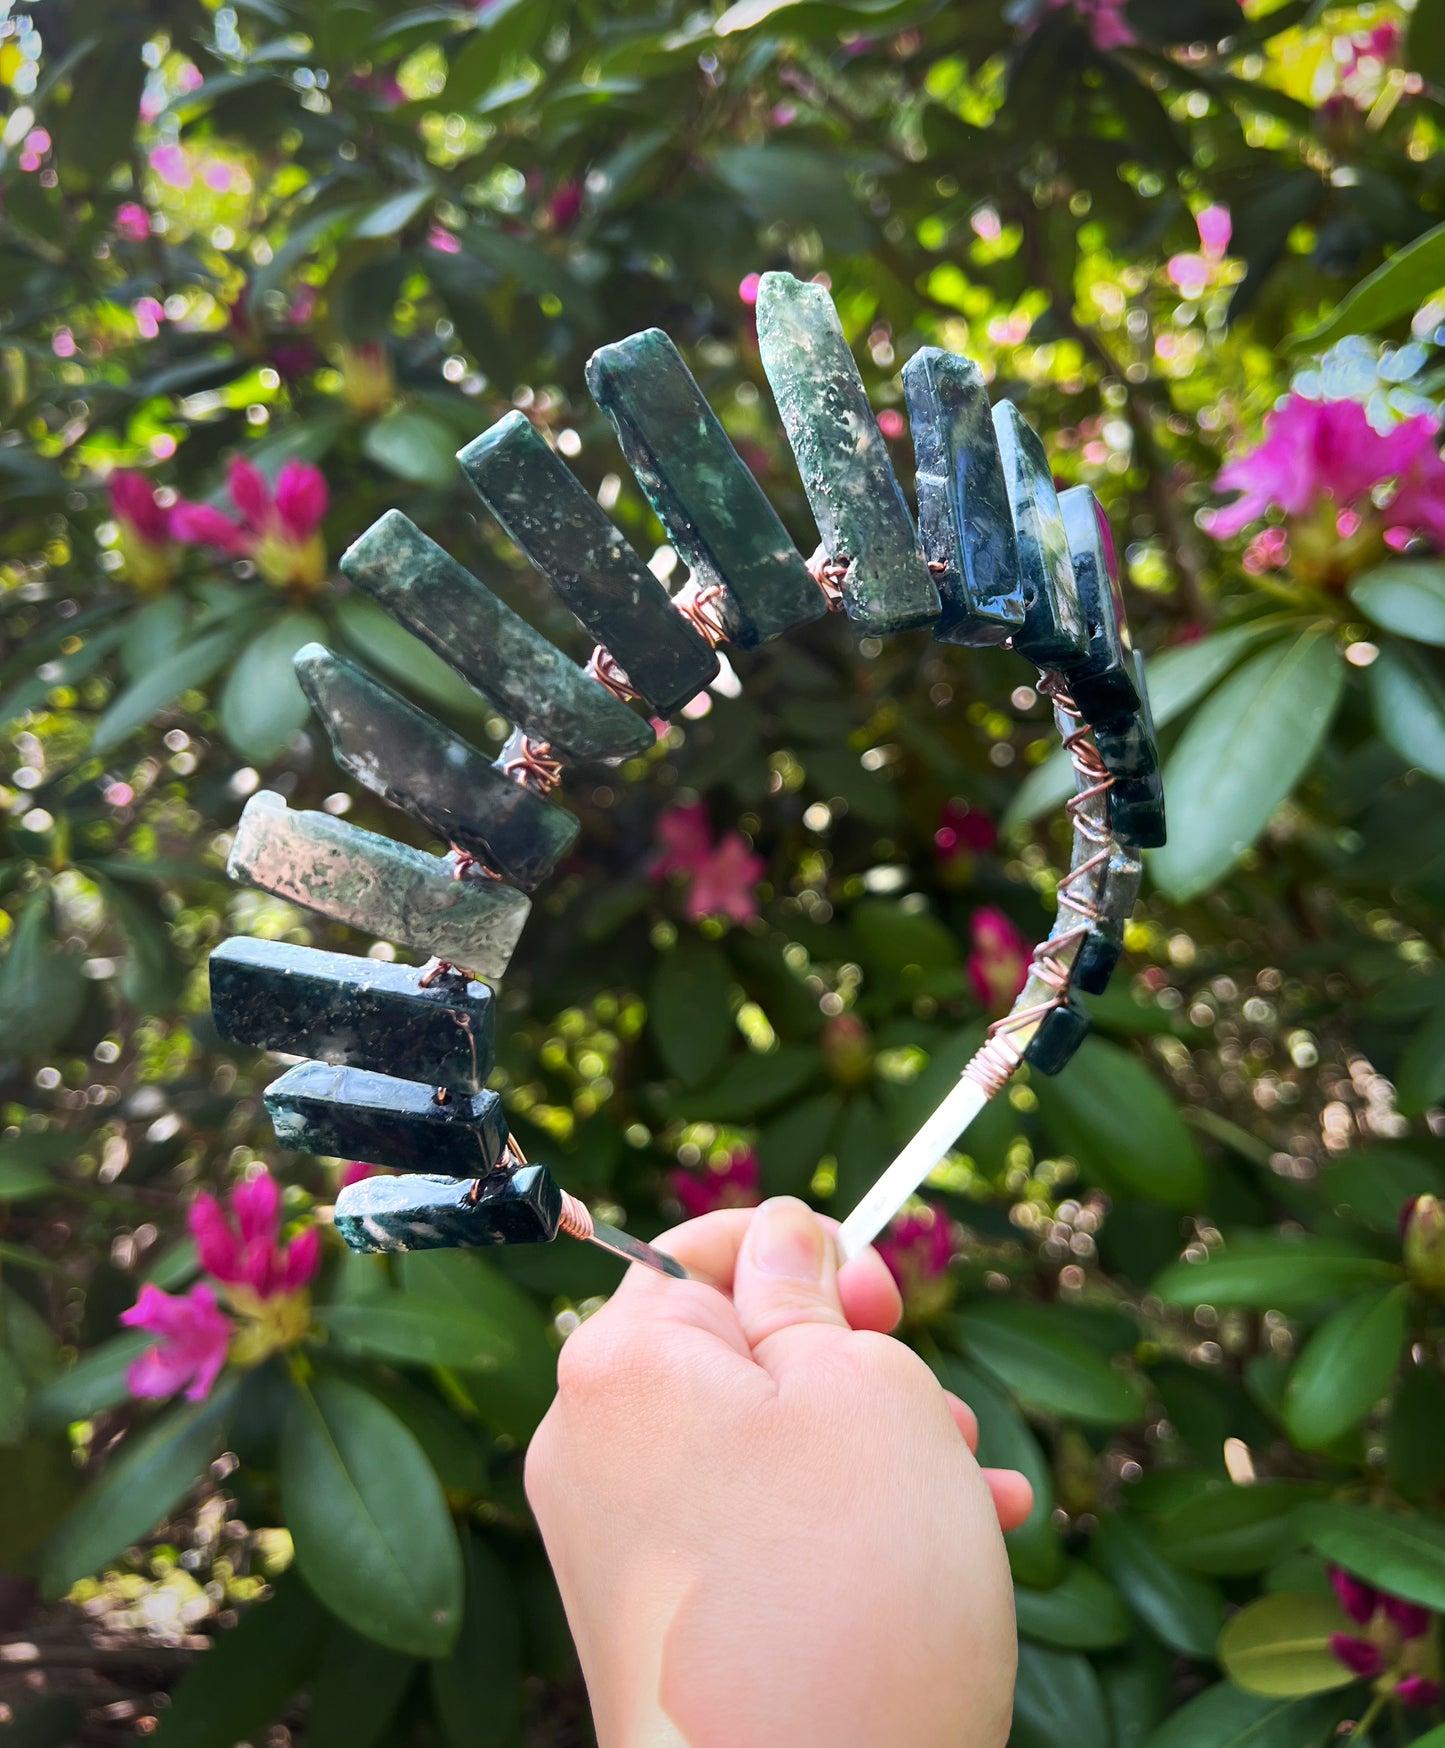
xmin=3 ymin=1 xmax=1445 ymax=1743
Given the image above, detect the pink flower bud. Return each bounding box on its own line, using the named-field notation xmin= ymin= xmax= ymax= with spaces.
xmin=273 ymin=460 xmax=329 ymax=543
xmin=110 ymin=471 xmax=172 ymax=545
xmin=1383 ymin=1594 xmax=1431 ymax=1641
xmin=227 ymin=456 xmax=273 ymax=529
xmin=170 ymin=501 xmax=250 ymax=554
xmin=1396 ymin=1676 xmax=1441 ymax=1708
xmin=121 ymin=1283 xmax=232 ymax=1402
xmin=672 ymin=1148 xmax=761 ymax=1220
xmin=1328 ymin=1633 xmax=1385 ymax=1680
xmin=1403 ymin=1194 xmax=1445 ymax=1294
xmin=1329 ymin=1565 xmax=1379 ymax=1626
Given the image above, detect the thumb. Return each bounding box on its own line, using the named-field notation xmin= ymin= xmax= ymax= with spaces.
xmin=732 ymin=1197 xmax=849 ymax=1369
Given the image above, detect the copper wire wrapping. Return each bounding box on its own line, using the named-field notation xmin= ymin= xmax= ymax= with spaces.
xmin=805 ymin=545 xmax=849 ymax=610
xmin=501 ymin=733 xmax=564 ymax=796
xmin=673 ymin=578 xmax=730 ymax=646
xmin=556 ymin=1192 xmax=595 ymax=1241
xmin=584 ymin=644 xmax=642 ymax=704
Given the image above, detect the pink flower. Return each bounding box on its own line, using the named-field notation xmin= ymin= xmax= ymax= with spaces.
xmin=650 ymin=801 xmax=715 ymax=878
xmin=1043 ymin=0 xmax=1136 ymax=51
xmin=672 ymin=1147 xmax=761 ymax=1219
xmin=1329 ymin=1633 xmax=1385 ymax=1681
xmin=1383 ymin=1595 xmax=1432 ymax=1641
xmin=546 ymin=181 xmax=583 ymax=230
xmin=1341 ymin=23 xmax=1401 ymax=82
xmin=1330 ymin=1566 xmax=1378 ymax=1626
xmin=935 ymin=800 xmax=997 ymax=866
xmin=339 ymin=1160 xmax=381 ymax=1189
xmin=1397 ymin=1676 xmax=1441 ymax=1708
xmin=427 ymin=223 xmax=462 ymax=254
xmin=875 ymin=1202 xmax=954 ymax=1298
xmin=149 ymin=144 xmax=191 ymax=190
xmin=111 ymin=471 xmax=173 ymax=546
xmin=121 ymin=1283 xmax=232 ymax=1402
xmin=115 ymin=201 xmax=151 ymax=242
xmin=967 ymin=907 xmax=1031 ymax=1011
xmin=189 ymin=1169 xmax=321 ymax=1302
xmin=1207 ymin=394 xmax=1445 ymax=545
xmin=738 ymin=272 xmax=761 ymax=306
xmin=685 ymin=834 xmax=765 ymax=924
xmin=173 ymin=457 xmax=329 ymax=590
xmin=1196 ymin=204 xmax=1231 ymax=260
xmin=877 ymin=409 xmax=905 ymax=440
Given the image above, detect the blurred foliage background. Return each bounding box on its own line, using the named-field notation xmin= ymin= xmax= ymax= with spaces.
xmin=4 ymin=0 xmax=1445 ymax=1742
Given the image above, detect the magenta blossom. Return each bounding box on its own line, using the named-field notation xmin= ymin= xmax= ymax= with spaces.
xmin=649 ymin=803 xmax=765 ymax=923
xmin=650 ymin=801 xmax=713 ymax=877
xmin=672 ymin=1147 xmax=761 ymax=1220
xmin=189 ymin=1169 xmax=321 ymax=1303
xmin=1327 ymin=1566 xmax=1438 ymax=1704
xmin=1043 ymin=0 xmax=1136 ymax=51
xmin=1397 ymin=1676 xmax=1442 ymax=1709
xmin=875 ymin=1202 xmax=955 ymax=1303
xmin=1168 ymin=203 xmax=1231 ymax=296
xmin=121 ymin=1283 xmax=232 ymax=1402
xmin=545 ymin=180 xmax=584 ymax=231
xmin=738 ymin=272 xmax=761 ymax=306
xmin=877 ymin=409 xmax=905 ymax=441
xmin=968 ymin=907 xmax=1031 ymax=1012
xmin=173 ymin=456 xmax=329 ymax=590
xmin=935 ymin=800 xmax=997 ymax=868
xmin=110 ymin=470 xmax=177 ymax=594
xmin=114 ymin=201 xmax=151 ymax=242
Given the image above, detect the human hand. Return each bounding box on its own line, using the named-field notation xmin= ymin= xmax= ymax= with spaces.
xmin=526 ymin=1196 xmax=1028 ymax=1748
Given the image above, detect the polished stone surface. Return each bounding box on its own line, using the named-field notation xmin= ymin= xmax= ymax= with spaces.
xmin=756 ymin=273 xmax=939 ymax=634
xmin=1023 ymin=1001 xmax=1092 ymax=1074
xmin=1099 ymin=841 xmax=1144 ymax=922
xmin=586 ymin=329 xmax=825 ymax=649
xmin=1100 ymin=653 xmax=1165 ymax=847
xmin=903 ymin=347 xmax=1024 ymax=647
xmin=1110 ymin=762 xmax=1167 ymax=850
xmin=341 ymin=510 xmax=653 ymax=761
xmin=265 ymin=1061 xmax=508 ymax=1176
xmin=210 ymin=935 xmax=494 ymax=1093
xmin=992 ymin=401 xmax=1088 ymax=666
xmin=1072 ymin=922 xmax=1123 ymax=996
xmin=227 ymin=791 xmax=529 ymax=978
xmin=335 ymin=1166 xmax=563 ymax=1253
xmin=1059 ymin=486 xmax=1139 ymax=722
xmin=294 ymin=643 xmax=577 ymax=891
xmin=458 ymin=410 xmax=718 ymax=709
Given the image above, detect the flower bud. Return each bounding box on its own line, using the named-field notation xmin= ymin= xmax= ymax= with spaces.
xmin=821 ymin=1013 xmax=873 ymax=1089
xmin=1403 ymin=1195 xmax=1445 ymax=1294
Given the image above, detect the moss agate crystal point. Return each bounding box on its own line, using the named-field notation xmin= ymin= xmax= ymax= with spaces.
xmin=334 ymin=1166 xmax=563 ymax=1254
xmin=1098 ymin=654 xmax=1166 ymax=848
xmin=993 ymin=401 xmax=1088 ymax=667
xmin=1023 ymin=1000 xmax=1092 ymax=1075
xmin=340 ymin=509 xmax=653 ymax=762
xmin=458 ymin=411 xmax=718 ymax=710
xmin=227 ymin=791 xmax=529 ymax=978
xmin=294 ymin=643 xmax=576 ymax=891
xmin=210 ymin=936 xmax=495 ymax=1093
xmin=755 ymin=272 xmax=939 ymax=635
xmin=902 ymin=347 xmax=1024 ymax=647
xmin=265 ymin=1061 xmax=509 ymax=1176
xmin=1059 ymin=486 xmax=1140 ymax=722
xmin=585 ymin=329 xmax=825 ymax=649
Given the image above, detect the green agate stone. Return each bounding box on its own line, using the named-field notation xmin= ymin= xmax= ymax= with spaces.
xmin=1076 ymin=840 xmax=1143 ymax=993
xmin=210 ymin=936 xmax=494 ymax=1093
xmin=265 ymin=1061 xmax=508 ymax=1176
xmin=335 ymin=1166 xmax=563 ymax=1254
xmin=458 ymin=410 xmax=718 ymax=710
xmin=294 ymin=643 xmax=577 ymax=892
xmin=1023 ymin=1001 xmax=1091 ymax=1074
xmin=341 ymin=510 xmax=653 ymax=762
xmin=1100 ymin=653 xmax=1165 ymax=848
xmin=1073 ymin=922 xmax=1122 ymax=996
xmin=993 ymin=401 xmax=1088 ymax=667
xmin=902 ymin=347 xmax=1024 ymax=647
xmin=1059 ymin=486 xmax=1140 ymax=722
xmin=1111 ymin=763 xmax=1167 ymax=850
xmin=228 ymin=791 xmax=529 ymax=978
xmin=584 ymin=329 xmax=825 ymax=649
xmin=755 ymin=272 xmax=940 ymax=634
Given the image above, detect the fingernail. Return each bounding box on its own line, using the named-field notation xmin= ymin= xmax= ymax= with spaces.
xmin=749 ymin=1197 xmax=827 ymax=1282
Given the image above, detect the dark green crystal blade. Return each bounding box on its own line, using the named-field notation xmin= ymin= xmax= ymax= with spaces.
xmin=210 ymin=936 xmax=494 ymax=1093
xmin=1096 ymin=653 xmax=1165 ymax=847
xmin=341 ymin=509 xmax=653 ymax=761
xmin=1059 ymin=486 xmax=1140 ymax=722
xmin=993 ymin=401 xmax=1088 ymax=666
xmin=902 ymin=347 xmax=1024 ymax=647
xmin=755 ymin=272 xmax=940 ymax=635
xmin=1079 ymin=839 xmax=1144 ymax=989
xmin=458 ymin=410 xmax=718 ymax=710
xmin=265 ymin=1061 xmax=508 ymax=1176
xmin=227 ymin=790 xmax=529 ymax=978
xmin=1023 ymin=1001 xmax=1091 ymax=1074
xmin=335 ymin=1166 xmax=562 ymax=1253
xmin=585 ymin=329 xmax=825 ymax=649
xmin=294 ymin=643 xmax=577 ymax=892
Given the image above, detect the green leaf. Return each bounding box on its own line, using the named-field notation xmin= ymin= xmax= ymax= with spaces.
xmin=151 ymin=1576 xmax=328 ymax=1747
xmin=1217 ymin=1593 xmax=1356 ymax=1700
xmin=91 ymin=620 xmax=255 ymax=755
xmin=430 ymin=1532 xmax=522 ymax=1748
xmin=1388 ymin=1364 xmax=1445 ymax=1503
xmin=1152 ymin=1236 xmax=1400 ymax=1311
xmin=1399 ymin=1000 xmax=1445 ymax=1117
xmin=101 ymin=877 xmax=187 ymax=1013
xmin=1013 ymin=1560 xmax=1133 ymax=1650
xmin=308 ymin=1626 xmax=416 ymax=1748
xmin=1151 ymin=628 xmax=1346 ymax=900
xmin=650 ymin=938 xmax=734 ymax=1084
xmin=1093 ymin=1514 xmax=1223 ymax=1658
xmin=672 ymin=1045 xmax=820 ymax=1121
xmin=1320 ymin=1146 xmax=1441 ymax=1232
xmin=121 ymin=596 xmax=189 ymax=681
xmin=755 ymin=1091 xmax=841 ymax=1199
xmin=1366 ymin=642 xmax=1445 ymax=782
xmin=363 ymin=409 xmax=463 ymax=486
xmin=27 ymin=1332 xmax=152 ymax=1431
xmin=1011 ymin=1643 xmax=1111 ymax=1748
xmin=830 ymin=1091 xmax=893 ymax=1206
xmin=1299 ymin=218 xmax=1445 ymax=347
xmin=0 ymin=1697 xmax=85 ymax=1748
xmin=332 ymin=593 xmax=489 ymax=716
xmin=1282 ymin=1286 xmax=1407 ymax=1450
xmin=1411 ymin=1 xmax=1445 ymax=83
xmin=1145 ymin=1684 xmax=1349 ymax=1748
xmin=316 ymin=1295 xmax=517 ymax=1372
xmin=219 ymin=611 xmax=327 ymax=764
xmin=1033 ymin=1035 xmax=1207 ymax=1208
xmin=1349 ymin=561 xmax=1445 ymax=647
xmin=41 ymin=1378 xmax=237 ymax=1597
xmin=353 ymin=184 xmax=435 ymax=239
xmin=0 ymin=1349 xmax=25 ymax=1447
xmin=1298 ymin=1501 xmax=1445 ymax=1612
xmin=952 ymin=1302 xmax=1146 ymax=1428
xmin=0 ymin=894 xmax=87 ymax=1058
xmin=280 ymin=1374 xmax=463 ymax=1656
xmin=1155 ymin=1483 xmax=1327 ymax=1576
